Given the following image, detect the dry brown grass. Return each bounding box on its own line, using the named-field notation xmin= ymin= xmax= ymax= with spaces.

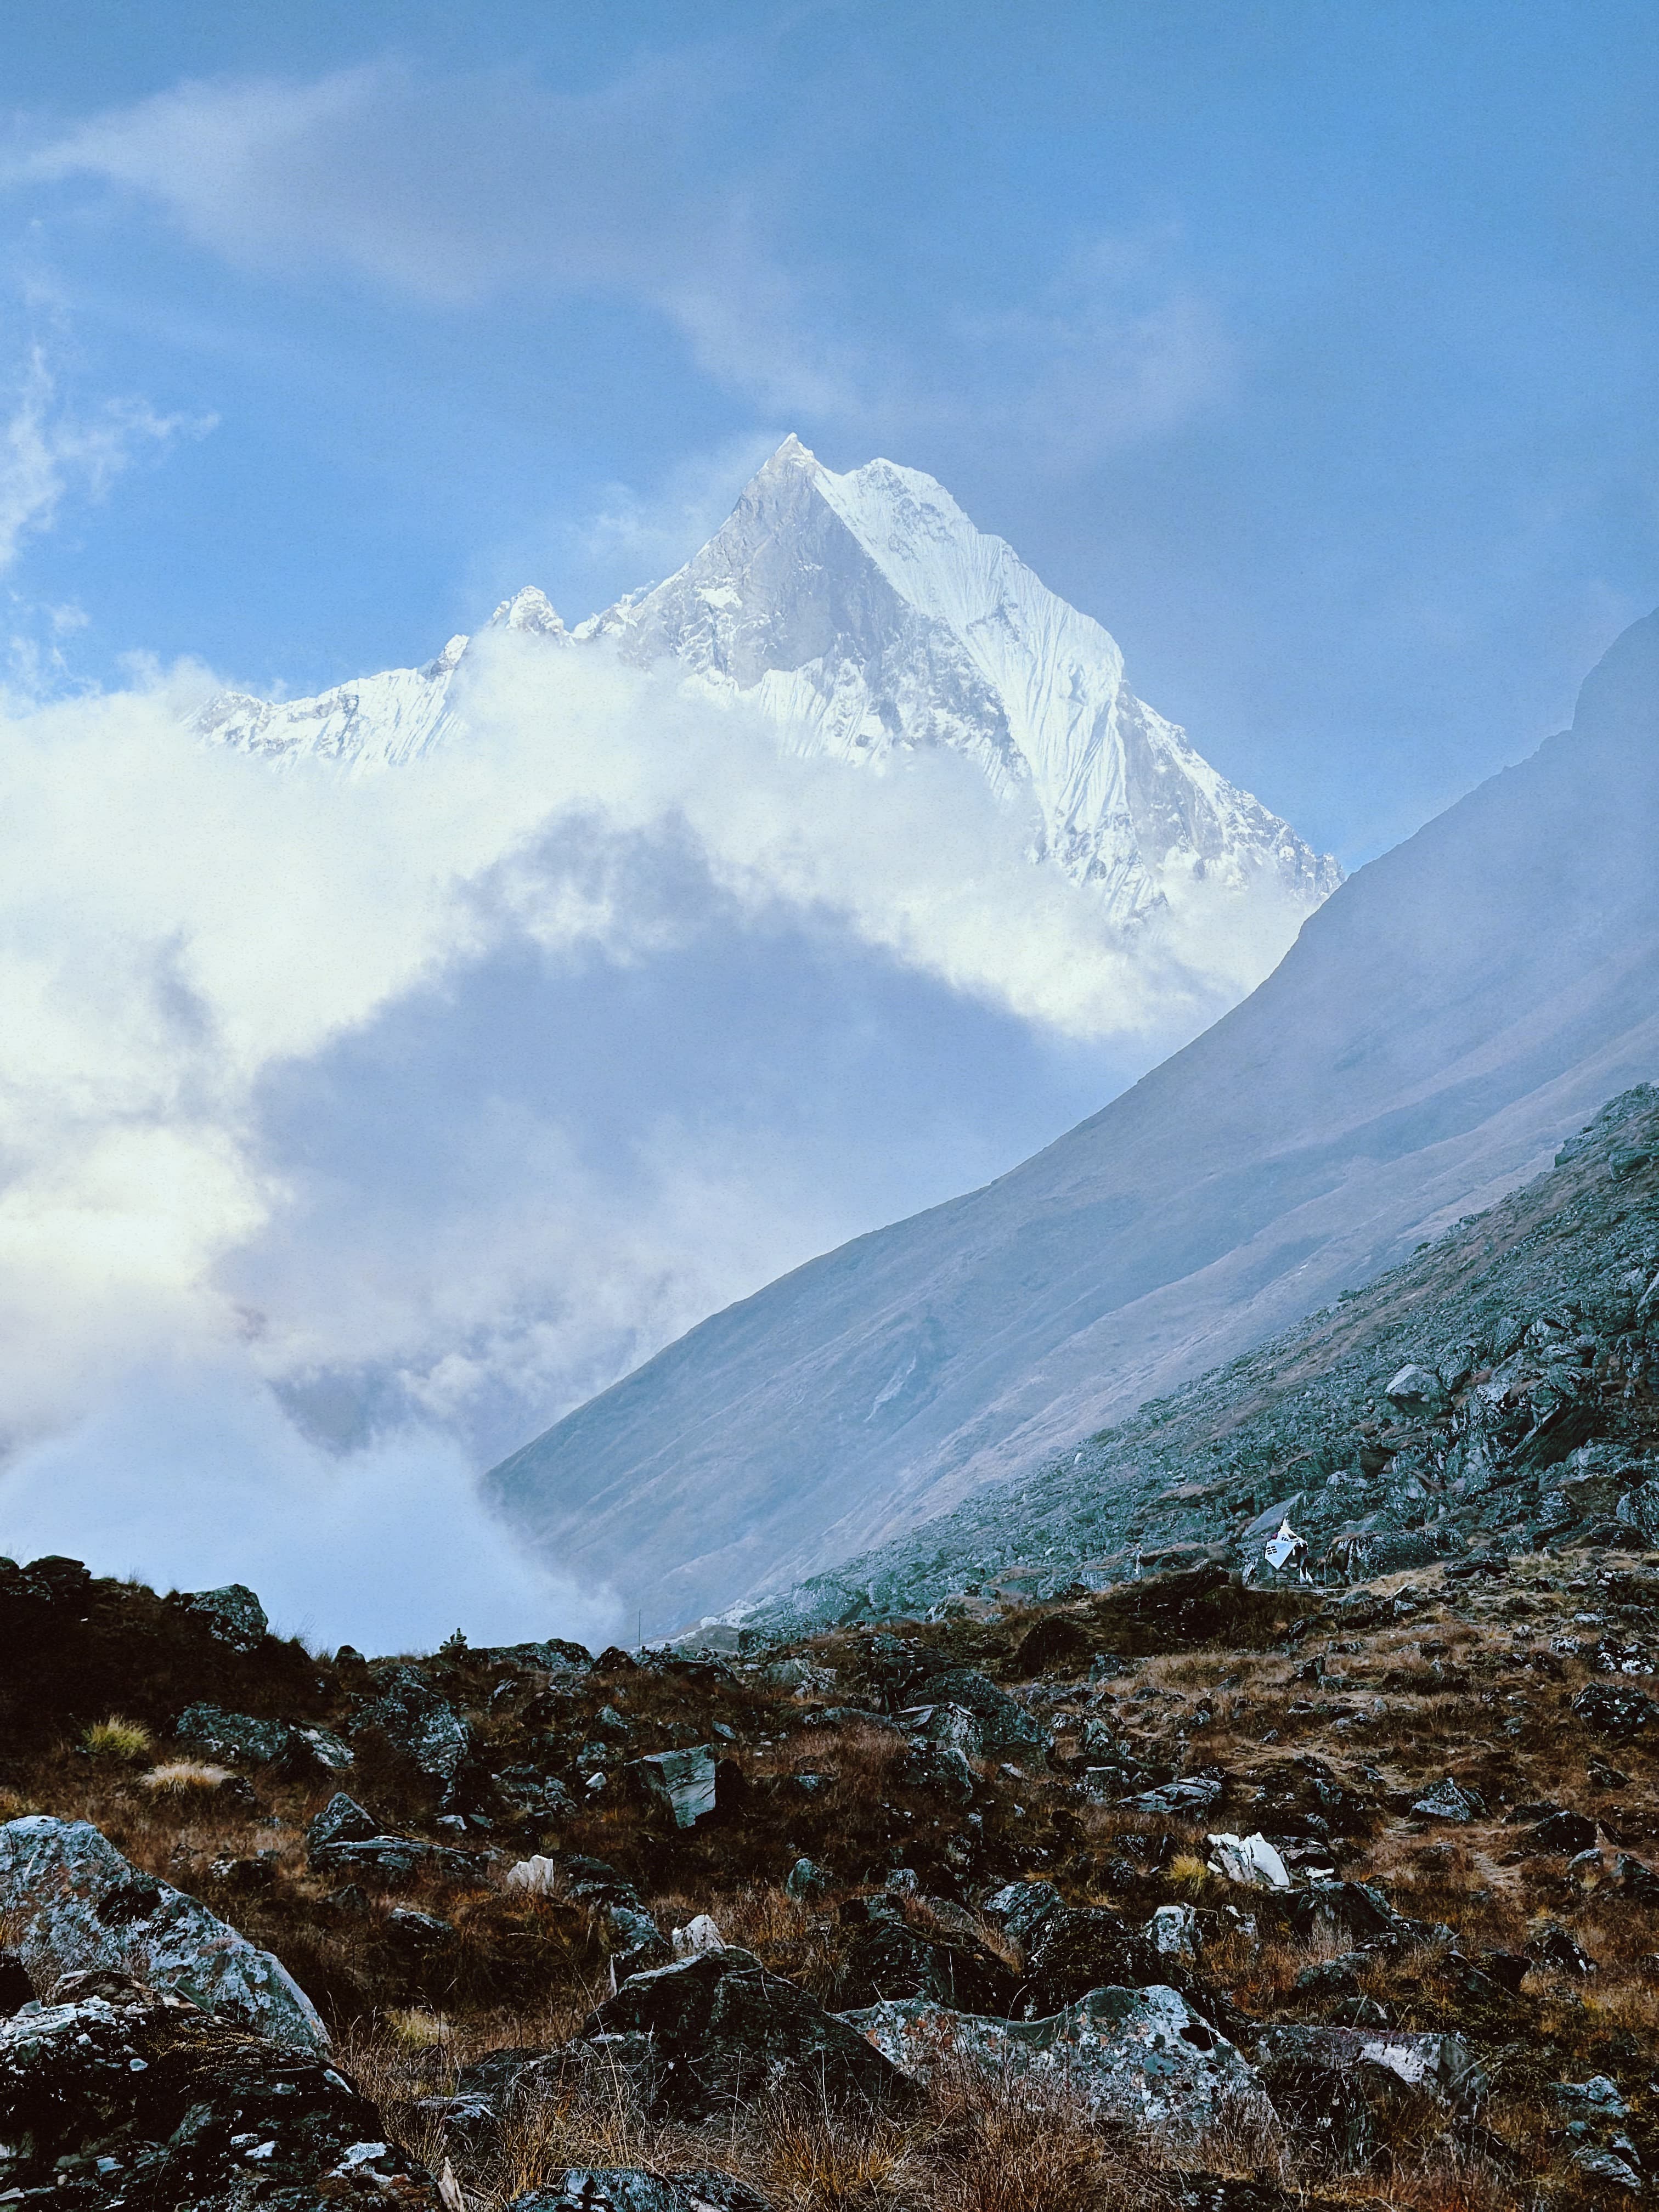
xmin=139 ymin=1759 xmax=237 ymax=1797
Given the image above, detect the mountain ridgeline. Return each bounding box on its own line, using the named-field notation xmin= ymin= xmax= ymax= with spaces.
xmin=488 ymin=609 xmax=1659 ymax=1633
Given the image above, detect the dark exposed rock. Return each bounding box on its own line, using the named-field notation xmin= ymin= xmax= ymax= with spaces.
xmin=387 ymin=1908 xmax=454 ymax=1952
xmin=1258 ymin=2022 xmax=1485 ymax=2113
xmin=1611 ymin=1852 xmax=1659 ymax=1906
xmin=309 ymin=1833 xmax=490 ymax=1888
xmin=603 ymin=1903 xmax=673 ymax=1978
xmin=475 ymin=1638 xmax=592 ymax=1674
xmin=306 ymin=1792 xmax=380 ymax=1857
xmin=1573 ymin=1681 xmax=1659 ymax=1742
xmin=354 ymin=1664 xmax=473 ymax=1791
xmin=1019 ymin=1903 xmax=1164 ymax=2017
xmin=1412 ymin=1776 xmax=1485 ymax=1822
xmin=843 ymin=1983 xmax=1274 ymax=2147
xmin=0 ymin=1949 xmax=35 ymax=2013
xmin=898 ymin=1739 xmax=976 ymax=1803
xmin=1572 ymin=2146 xmax=1644 ymax=2191
xmin=1120 ymin=1775 xmax=1223 ymax=1815
xmin=907 ymin=1668 xmax=1047 ymax=1758
xmin=496 ymin=1763 xmax=579 ymax=1822
xmin=980 ymin=1878 xmax=1061 ymax=1949
xmin=1385 ymin=1364 xmax=1448 ymax=1417
xmin=1528 ymin=1920 xmax=1595 ymax=1976
xmin=785 ymin=1857 xmax=831 ymax=1900
xmin=894 ymin=1700 xmax=983 ymax=1757
xmin=172 ymin=1703 xmax=353 ymax=1778
xmin=1011 ymin=1612 xmax=1094 ymax=1675
xmin=174 ymin=1703 xmax=292 ymax=1765
xmin=1528 ymin=1808 xmax=1599 ymax=1855
xmin=1255 ymin=2043 xmax=1391 ymax=2167
xmin=210 ymin=1850 xmax=278 ymax=1894
xmin=833 ymin=1900 xmax=1017 ymax=2014
xmin=20 ymin=1553 xmax=94 ymax=1603
xmin=1287 ymin=1881 xmax=1404 ymax=1952
xmin=572 ymin=1948 xmax=907 ymax=2121
xmin=0 ymin=1971 xmax=439 ymax=2208
xmin=178 ymin=1583 xmax=268 ymax=1653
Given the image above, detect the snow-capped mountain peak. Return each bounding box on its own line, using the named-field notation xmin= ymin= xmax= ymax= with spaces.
xmin=583 ymin=437 xmax=1339 ymax=924
xmin=194 ymin=437 xmax=1339 ymax=930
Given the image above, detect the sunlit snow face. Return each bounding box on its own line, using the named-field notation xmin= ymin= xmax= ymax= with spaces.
xmin=0 ymin=628 xmax=1306 ymax=1647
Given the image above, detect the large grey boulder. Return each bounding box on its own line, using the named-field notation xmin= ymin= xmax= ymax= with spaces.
xmin=894 ymin=1702 xmax=983 ymax=1758
xmin=306 ymin=1792 xmax=380 ymax=1858
xmin=1384 ymin=1365 xmax=1448 ymax=1417
xmin=840 ymin=1983 xmax=1275 ymax=2148
xmin=909 ymin=1668 xmax=1047 ymax=1759
xmin=0 ymin=1817 xmax=328 ymax=2052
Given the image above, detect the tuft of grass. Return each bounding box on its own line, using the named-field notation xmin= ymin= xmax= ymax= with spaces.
xmin=759 ymin=2096 xmax=914 ymax=2212
xmin=1165 ymin=1850 xmax=1210 ymax=1895
xmin=387 ymin=2006 xmax=453 ymax=2050
xmin=139 ymin=1759 xmax=235 ymax=1796
xmin=83 ymin=1715 xmax=153 ymax=1762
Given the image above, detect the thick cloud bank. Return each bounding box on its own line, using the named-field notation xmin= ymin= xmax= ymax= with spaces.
xmin=0 ymin=629 xmax=1277 ymax=1645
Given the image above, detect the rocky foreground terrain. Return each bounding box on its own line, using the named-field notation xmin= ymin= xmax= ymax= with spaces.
xmin=5 ymin=1088 xmax=1659 ymax=2208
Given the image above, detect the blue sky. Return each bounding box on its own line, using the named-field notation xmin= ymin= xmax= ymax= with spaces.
xmin=4 ymin=0 xmax=1656 ymax=865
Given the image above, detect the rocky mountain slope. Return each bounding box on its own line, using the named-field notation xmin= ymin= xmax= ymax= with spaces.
xmin=741 ymin=1081 xmax=1659 ymax=1634
xmin=195 ymin=438 xmax=1338 ymax=934
xmin=6 ymin=1482 xmax=1659 ymax=2205
xmin=487 ymin=608 xmax=1659 ymax=1634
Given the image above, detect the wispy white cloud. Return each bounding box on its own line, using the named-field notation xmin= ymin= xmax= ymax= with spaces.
xmin=12 ymin=59 xmax=865 ymax=419
xmin=0 ymin=343 xmax=202 ymax=575
xmin=8 ymin=63 xmax=1224 ymax=455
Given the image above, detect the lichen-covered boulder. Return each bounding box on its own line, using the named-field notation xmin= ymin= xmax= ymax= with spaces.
xmin=1573 ymin=1681 xmax=1659 ymax=1742
xmin=1257 ymin=2024 xmax=1486 ymax=2166
xmin=0 ymin=1970 xmax=439 ymax=2207
xmin=908 ymin=1668 xmax=1048 ymax=1759
xmin=0 ymin=1817 xmax=328 ymax=2053
xmin=173 ymin=1703 xmax=351 ymax=1776
xmin=840 ymin=1983 xmax=1276 ymax=2148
